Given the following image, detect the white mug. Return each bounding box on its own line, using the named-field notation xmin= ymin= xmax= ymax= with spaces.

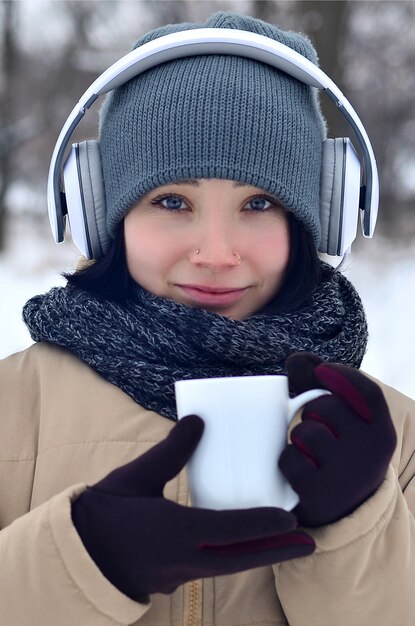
xmin=175 ymin=375 xmax=328 ymax=511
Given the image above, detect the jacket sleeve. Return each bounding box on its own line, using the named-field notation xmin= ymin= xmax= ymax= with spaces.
xmin=273 ymin=383 xmax=415 ymax=625
xmin=0 ymin=349 xmax=150 ymax=625
xmin=0 ymin=484 xmax=151 ymax=625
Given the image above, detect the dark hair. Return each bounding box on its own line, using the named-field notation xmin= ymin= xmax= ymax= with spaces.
xmin=64 ymin=224 xmax=135 ymax=301
xmin=65 ymin=213 xmax=322 ymax=313
xmin=260 ymin=212 xmax=322 ymax=314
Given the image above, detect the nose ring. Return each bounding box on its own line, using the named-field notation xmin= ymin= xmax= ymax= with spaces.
xmin=193 ymin=249 xmax=241 ymax=265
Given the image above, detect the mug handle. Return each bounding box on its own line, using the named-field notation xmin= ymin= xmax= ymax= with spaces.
xmin=287 ymin=388 xmax=331 ymax=423
xmin=279 ymin=388 xmax=330 ymax=512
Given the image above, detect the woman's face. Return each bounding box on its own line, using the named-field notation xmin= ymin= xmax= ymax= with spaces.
xmin=124 ymin=179 xmax=290 ymax=320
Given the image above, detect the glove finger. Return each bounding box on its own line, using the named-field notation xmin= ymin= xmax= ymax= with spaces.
xmin=278 ymin=441 xmax=319 ymax=488
xmin=200 ymin=529 xmax=315 ymax=557
xmin=286 ymin=352 xmax=324 ymax=395
xmin=138 ymin=528 xmax=314 ymax=595
xmin=289 ymin=420 xmax=338 ymax=468
xmin=190 ymin=531 xmax=315 ymax=580
xmin=314 ymin=363 xmax=391 ymax=424
xmin=93 ymin=414 xmax=204 ymax=497
xmin=304 ymin=398 xmax=397 ymax=470
xmin=191 ymin=506 xmax=298 ymax=547
xmin=301 ymin=395 xmax=363 ymax=439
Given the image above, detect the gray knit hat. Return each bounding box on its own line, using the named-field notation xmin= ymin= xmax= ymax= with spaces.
xmin=99 ymin=11 xmax=327 ymax=245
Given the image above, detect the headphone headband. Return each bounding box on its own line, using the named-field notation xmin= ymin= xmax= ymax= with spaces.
xmin=48 ymin=28 xmax=378 ymax=244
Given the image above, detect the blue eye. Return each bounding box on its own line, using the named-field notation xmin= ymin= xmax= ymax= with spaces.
xmin=152 ymin=195 xmax=187 ymax=211
xmin=162 ymin=196 xmax=185 ymax=210
xmin=245 ymin=196 xmax=273 ymax=211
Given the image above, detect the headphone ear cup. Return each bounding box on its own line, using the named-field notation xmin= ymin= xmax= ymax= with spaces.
xmin=76 ymin=140 xmax=111 ymax=260
xmin=63 ymin=140 xmax=111 ymax=260
xmin=319 ymin=138 xmax=361 ymax=256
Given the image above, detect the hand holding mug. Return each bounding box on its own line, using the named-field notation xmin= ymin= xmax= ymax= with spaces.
xmin=72 ymin=416 xmax=315 ymax=601
xmin=278 ymin=353 xmax=397 ymax=527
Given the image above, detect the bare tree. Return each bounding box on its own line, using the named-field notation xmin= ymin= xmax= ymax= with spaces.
xmin=296 ymin=1 xmax=350 ymax=137
xmin=0 ymin=0 xmax=18 ymax=249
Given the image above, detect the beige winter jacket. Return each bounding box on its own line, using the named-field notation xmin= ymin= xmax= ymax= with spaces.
xmin=0 ymin=342 xmax=414 ymax=625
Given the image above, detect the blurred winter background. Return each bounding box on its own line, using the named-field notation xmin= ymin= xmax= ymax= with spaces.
xmin=0 ymin=0 xmax=414 ymax=399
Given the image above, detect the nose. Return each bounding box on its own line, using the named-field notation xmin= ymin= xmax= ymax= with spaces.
xmin=189 ymin=215 xmax=240 ymax=271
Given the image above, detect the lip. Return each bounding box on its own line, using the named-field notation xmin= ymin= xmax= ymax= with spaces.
xmin=177 ymin=284 xmax=248 ymax=306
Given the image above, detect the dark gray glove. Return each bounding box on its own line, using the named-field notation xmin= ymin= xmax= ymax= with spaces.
xmin=72 ymin=415 xmax=315 ymax=600
xmin=279 ymin=353 xmax=397 ymax=527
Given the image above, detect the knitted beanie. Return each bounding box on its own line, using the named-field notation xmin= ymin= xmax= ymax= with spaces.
xmin=99 ymin=11 xmax=327 ymax=245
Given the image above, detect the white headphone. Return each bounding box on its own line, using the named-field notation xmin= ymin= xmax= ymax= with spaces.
xmin=47 ymin=28 xmax=379 ymax=259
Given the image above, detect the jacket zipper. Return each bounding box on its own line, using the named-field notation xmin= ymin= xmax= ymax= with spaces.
xmin=188 ymin=580 xmax=199 ymax=626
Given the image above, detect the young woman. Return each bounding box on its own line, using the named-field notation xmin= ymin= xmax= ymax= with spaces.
xmin=0 ymin=11 xmax=414 ymax=626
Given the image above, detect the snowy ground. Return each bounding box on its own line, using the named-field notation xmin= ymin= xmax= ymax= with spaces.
xmin=1 ymin=215 xmax=414 ymax=400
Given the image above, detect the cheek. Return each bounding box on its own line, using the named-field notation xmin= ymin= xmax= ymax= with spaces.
xmin=124 ymin=218 xmax=184 ymax=287
xmin=124 ymin=221 xmax=159 ymax=283
xmin=256 ymin=223 xmax=291 ymax=276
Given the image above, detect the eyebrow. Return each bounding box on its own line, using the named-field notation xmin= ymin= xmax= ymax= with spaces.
xmin=171 ymin=179 xmax=251 ymax=188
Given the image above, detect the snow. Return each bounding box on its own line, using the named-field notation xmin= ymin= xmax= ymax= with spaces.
xmin=340 ymin=240 xmax=415 ymax=398
xmin=1 ymin=215 xmax=414 ymax=400
xmin=0 ymin=216 xmax=79 ymax=357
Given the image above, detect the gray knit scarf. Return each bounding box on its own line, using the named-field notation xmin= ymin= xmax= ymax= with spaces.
xmin=23 ymin=264 xmax=368 ymax=421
